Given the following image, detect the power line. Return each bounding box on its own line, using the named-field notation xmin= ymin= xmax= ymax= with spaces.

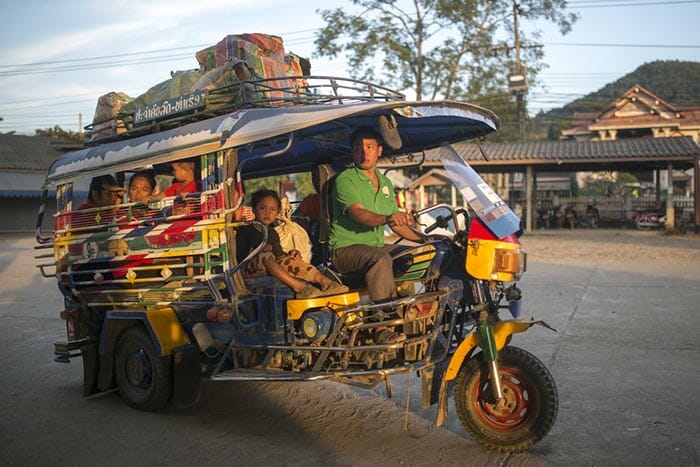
xmin=568 ymin=0 xmax=700 ymax=7
xmin=0 ymin=45 xmax=208 ymax=69
xmin=0 ymin=53 xmax=195 ymax=77
xmin=545 ymin=42 xmax=700 ymax=48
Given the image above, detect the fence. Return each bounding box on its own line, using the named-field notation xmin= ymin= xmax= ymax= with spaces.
xmin=532 ymin=195 xmax=695 ymax=224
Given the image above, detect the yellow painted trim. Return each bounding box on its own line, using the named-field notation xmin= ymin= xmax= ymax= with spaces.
xmin=444 ymin=320 xmax=537 ymax=381
xmin=286 ymin=292 xmax=361 ymax=320
xmin=412 ymin=252 xmax=436 ymax=264
xmin=145 ymin=307 xmax=190 ymax=356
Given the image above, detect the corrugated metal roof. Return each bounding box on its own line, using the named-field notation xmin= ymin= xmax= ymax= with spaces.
xmin=0 ymin=135 xmax=65 ymax=172
xmin=420 ymin=137 xmax=700 ymax=171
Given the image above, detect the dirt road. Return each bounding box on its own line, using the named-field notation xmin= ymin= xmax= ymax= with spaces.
xmin=1 ymin=230 xmax=699 ymax=466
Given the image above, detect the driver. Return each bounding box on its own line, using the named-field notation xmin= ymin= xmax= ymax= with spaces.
xmin=330 ymin=127 xmax=424 ymax=342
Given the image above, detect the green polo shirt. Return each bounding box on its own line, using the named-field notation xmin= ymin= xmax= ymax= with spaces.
xmin=329 ymin=166 xmax=398 ymax=251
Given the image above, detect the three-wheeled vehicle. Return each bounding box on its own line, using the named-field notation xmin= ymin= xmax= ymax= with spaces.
xmin=36 ymin=76 xmax=557 ymax=453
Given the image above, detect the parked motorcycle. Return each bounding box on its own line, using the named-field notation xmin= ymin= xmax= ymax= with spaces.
xmin=634 ymin=210 xmax=666 ymax=230
xmin=536 ymin=206 xmax=551 ymax=229
xmin=578 ymin=202 xmax=600 ymax=229
xmin=563 ymin=203 xmax=577 ymax=229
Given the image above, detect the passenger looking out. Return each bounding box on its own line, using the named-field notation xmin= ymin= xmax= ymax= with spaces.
xmin=154 ymin=162 xmax=201 ymax=198
xmin=78 ymin=175 xmax=124 ymax=210
xmin=236 ymin=189 xmax=348 ymax=299
xmin=128 ymin=171 xmax=156 ymax=204
xmin=152 ymin=161 xmax=201 ymax=215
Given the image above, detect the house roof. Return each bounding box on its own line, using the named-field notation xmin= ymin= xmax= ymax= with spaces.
xmin=0 ymin=134 xmax=74 ymax=197
xmin=0 ymin=134 xmax=66 ymax=172
xmin=391 ymin=136 xmax=700 ymax=173
xmin=562 ymin=84 xmax=700 ymax=136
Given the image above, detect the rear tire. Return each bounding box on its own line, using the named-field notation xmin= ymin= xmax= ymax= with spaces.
xmin=636 ymin=218 xmax=651 ymax=230
xmin=454 ymin=346 xmax=558 ymax=452
xmin=114 ymin=327 xmax=172 ymax=411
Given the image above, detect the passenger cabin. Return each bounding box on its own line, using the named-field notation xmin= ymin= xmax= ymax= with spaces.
xmin=35 ymin=76 xmax=499 ymax=339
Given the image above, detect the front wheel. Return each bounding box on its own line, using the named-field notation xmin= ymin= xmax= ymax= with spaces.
xmin=454 ymin=346 xmax=558 ymax=453
xmin=114 ymin=326 xmax=172 ymax=411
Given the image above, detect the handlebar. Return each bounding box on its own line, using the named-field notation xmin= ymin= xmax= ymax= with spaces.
xmin=424 ymin=213 xmax=453 ymax=234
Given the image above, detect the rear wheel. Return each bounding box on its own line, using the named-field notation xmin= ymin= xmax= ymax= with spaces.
xmin=455 ymin=346 xmax=558 ymax=452
xmin=635 ymin=218 xmax=651 ymax=230
xmin=114 ymin=327 xmax=172 ymax=411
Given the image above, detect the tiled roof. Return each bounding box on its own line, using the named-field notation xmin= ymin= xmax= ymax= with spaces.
xmin=410 ymin=136 xmax=700 ymax=171
xmin=0 ymin=135 xmax=66 ymax=172
xmin=588 ymin=114 xmax=700 ymax=130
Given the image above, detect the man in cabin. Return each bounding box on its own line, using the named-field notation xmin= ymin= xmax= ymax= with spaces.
xmin=77 ymin=175 xmax=124 ymax=210
xmin=329 ymin=127 xmax=423 ymax=342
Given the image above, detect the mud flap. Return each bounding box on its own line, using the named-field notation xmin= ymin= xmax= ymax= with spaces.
xmin=172 ymin=343 xmax=201 ymax=408
xmin=435 ymin=373 xmax=449 ymax=427
xmin=421 ymin=361 xmax=448 ymax=410
xmin=81 ymin=341 xmax=100 ymax=397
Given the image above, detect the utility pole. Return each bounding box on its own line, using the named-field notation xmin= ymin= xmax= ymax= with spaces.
xmin=508 ymin=1 xmax=528 ymax=144
xmin=507 ymin=1 xmax=531 ymax=230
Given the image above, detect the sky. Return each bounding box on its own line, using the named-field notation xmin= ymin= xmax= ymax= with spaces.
xmin=0 ymin=0 xmax=699 ymax=135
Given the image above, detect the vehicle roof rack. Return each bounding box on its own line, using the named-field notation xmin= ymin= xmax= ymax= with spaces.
xmin=84 ymin=76 xmax=405 ymax=146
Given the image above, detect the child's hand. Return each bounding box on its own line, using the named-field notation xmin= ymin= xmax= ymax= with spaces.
xmin=289 ymin=249 xmax=301 ymax=259
xmin=261 ymin=244 xmax=273 ymax=253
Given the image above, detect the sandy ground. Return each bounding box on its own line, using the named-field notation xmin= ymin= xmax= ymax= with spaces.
xmin=521 ymin=228 xmax=700 ymax=270
xmin=1 ymin=229 xmax=699 ymax=466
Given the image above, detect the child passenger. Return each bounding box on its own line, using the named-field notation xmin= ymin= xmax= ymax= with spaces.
xmin=156 ymin=162 xmax=200 ymax=198
xmin=152 ymin=161 xmax=201 ymax=215
xmin=236 ymin=189 xmax=348 ymax=298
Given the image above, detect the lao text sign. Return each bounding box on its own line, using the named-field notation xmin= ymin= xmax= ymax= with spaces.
xmin=134 ymin=91 xmax=207 ymax=125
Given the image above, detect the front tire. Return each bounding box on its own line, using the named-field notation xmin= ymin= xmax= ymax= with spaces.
xmin=114 ymin=326 xmax=172 ymax=411
xmin=454 ymin=346 xmax=558 ymax=452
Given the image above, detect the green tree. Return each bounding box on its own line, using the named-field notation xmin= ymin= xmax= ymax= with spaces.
xmin=314 ymin=0 xmax=578 ymax=102
xmin=35 ymin=125 xmax=86 ymax=144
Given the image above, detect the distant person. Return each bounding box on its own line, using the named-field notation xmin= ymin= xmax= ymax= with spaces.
xmin=237 ymin=189 xmax=348 ymax=298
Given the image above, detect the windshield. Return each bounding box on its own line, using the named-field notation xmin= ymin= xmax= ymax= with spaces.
xmin=439 ymin=143 xmax=520 ymax=239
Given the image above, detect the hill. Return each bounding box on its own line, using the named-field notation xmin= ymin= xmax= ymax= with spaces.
xmin=535 ymin=60 xmax=700 ymax=138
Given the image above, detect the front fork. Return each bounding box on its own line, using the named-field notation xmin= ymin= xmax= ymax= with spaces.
xmin=473 ymin=280 xmax=505 ymax=403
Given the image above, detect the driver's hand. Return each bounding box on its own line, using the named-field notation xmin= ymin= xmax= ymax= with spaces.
xmin=388 ymin=211 xmax=414 ymax=227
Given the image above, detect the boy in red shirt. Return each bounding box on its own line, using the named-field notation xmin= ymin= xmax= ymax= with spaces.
xmin=158 ymin=162 xmax=200 ymax=198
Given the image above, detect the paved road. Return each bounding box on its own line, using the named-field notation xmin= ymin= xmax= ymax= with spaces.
xmin=1 ymin=233 xmax=698 ymax=466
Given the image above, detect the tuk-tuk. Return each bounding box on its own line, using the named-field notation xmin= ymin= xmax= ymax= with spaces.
xmin=36 ymin=75 xmax=557 ymax=453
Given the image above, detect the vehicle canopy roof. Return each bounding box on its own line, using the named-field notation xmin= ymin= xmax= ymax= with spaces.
xmin=43 ymin=100 xmax=499 ymax=187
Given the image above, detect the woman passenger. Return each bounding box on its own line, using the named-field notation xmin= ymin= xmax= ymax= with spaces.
xmin=128 ymin=171 xmax=156 ymax=204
